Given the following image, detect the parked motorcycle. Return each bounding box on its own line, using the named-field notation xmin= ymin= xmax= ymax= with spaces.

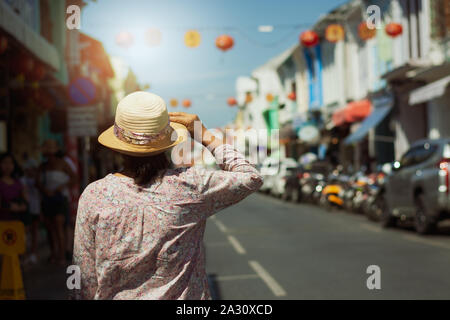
xmin=363 ymin=171 xmax=387 ymax=221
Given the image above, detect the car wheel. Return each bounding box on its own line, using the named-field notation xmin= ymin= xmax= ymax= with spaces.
xmin=414 ymin=194 xmax=437 ymax=235
xmin=380 ymin=195 xmax=396 ymax=228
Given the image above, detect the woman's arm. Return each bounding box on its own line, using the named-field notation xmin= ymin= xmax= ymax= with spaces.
xmin=62 ymin=159 xmax=77 ymax=188
xmin=72 ymin=188 xmax=98 ymax=299
xmin=169 ymin=112 xmax=263 ymax=218
xmin=16 ymin=180 xmax=29 ymax=212
xmin=0 ymin=194 xmax=9 ymax=215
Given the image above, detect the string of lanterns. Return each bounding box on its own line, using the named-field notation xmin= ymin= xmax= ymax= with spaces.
xmin=300 ymin=21 xmax=403 ymax=47
xmin=166 ymin=96 xmax=239 ymax=108
xmin=115 ymin=28 xmax=236 ymax=53
xmin=115 ymin=20 xmax=403 ymax=51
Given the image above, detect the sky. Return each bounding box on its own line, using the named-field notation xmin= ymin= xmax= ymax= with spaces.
xmin=82 ymin=0 xmax=348 ymax=128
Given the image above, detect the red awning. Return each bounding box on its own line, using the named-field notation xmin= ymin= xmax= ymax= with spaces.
xmin=332 ymin=99 xmax=372 ymax=127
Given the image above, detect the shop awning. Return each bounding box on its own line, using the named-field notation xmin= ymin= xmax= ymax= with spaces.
xmin=409 ymin=75 xmax=450 ymax=105
xmin=332 ymin=99 xmax=372 ymax=127
xmin=0 ymin=1 xmax=60 ymax=71
xmin=344 ymin=105 xmax=392 ymax=145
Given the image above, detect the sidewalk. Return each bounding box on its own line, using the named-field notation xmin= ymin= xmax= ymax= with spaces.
xmin=21 ymin=234 xmax=70 ymax=300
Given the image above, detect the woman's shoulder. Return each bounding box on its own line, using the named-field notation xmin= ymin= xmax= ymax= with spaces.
xmin=163 ymin=166 xmax=213 ymax=191
xmin=80 ymin=175 xmax=112 ymax=198
xmin=165 ymin=166 xmax=208 ymax=181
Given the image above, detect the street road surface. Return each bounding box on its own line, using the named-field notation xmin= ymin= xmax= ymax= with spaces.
xmin=23 ymin=192 xmax=450 ymax=300
xmin=205 ymin=193 xmax=450 ymax=300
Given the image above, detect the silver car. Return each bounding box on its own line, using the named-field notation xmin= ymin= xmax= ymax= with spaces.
xmin=381 ymin=139 xmax=450 ymax=234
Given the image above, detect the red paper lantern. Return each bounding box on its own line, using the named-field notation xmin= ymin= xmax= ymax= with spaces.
xmin=215 ymin=35 xmax=234 ymax=51
xmin=325 ymin=24 xmax=345 ymax=43
xmin=300 ymin=30 xmax=319 ymax=48
xmin=182 ymin=99 xmax=191 ymax=108
xmin=227 ymin=97 xmax=237 ymax=106
xmin=0 ymin=35 xmax=8 ymax=54
xmin=358 ymin=22 xmax=376 ymax=40
xmin=288 ymin=92 xmax=296 ymax=101
xmin=385 ymin=23 xmax=403 ymax=38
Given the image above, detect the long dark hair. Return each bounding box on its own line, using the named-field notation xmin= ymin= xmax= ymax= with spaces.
xmin=121 ymin=152 xmax=170 ymax=186
xmin=0 ymin=153 xmax=22 ymax=179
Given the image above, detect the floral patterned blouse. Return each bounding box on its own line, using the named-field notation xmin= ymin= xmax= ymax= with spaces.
xmin=72 ymin=144 xmax=263 ymax=300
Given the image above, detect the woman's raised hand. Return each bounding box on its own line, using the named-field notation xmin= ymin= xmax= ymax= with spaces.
xmin=169 ymin=112 xmax=223 ymax=151
xmin=169 ymin=112 xmax=206 ymax=141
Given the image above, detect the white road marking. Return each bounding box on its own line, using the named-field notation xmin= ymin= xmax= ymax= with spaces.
xmin=214 ymin=219 xmax=228 ymax=233
xmin=215 ymin=274 xmax=259 ymax=281
xmin=249 ymin=260 xmax=287 ymax=297
xmin=360 ymin=223 xmax=382 ymax=233
xmin=402 ymin=234 xmax=450 ymax=250
xmin=227 ymin=235 xmax=246 ymax=255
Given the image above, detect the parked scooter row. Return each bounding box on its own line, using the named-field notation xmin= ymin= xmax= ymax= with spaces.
xmin=259 ymin=139 xmax=450 ymax=235
xmin=260 ymin=158 xmax=390 ymax=221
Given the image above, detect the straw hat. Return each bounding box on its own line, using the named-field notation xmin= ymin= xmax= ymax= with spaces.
xmin=98 ymin=91 xmax=188 ymax=157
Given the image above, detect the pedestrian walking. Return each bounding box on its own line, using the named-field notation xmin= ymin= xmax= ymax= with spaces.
xmin=72 ymin=91 xmax=263 ymax=300
xmin=0 ymin=153 xmax=29 ymax=223
xmin=38 ymin=140 xmax=76 ymax=266
xmin=0 ymin=153 xmax=29 ymax=270
xmin=21 ymin=158 xmax=41 ymax=265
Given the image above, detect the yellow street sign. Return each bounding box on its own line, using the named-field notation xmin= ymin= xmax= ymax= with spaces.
xmin=0 ymin=221 xmax=26 ymax=300
xmin=0 ymin=221 xmax=25 ymax=255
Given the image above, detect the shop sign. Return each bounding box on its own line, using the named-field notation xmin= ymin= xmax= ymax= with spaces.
xmin=67 ymin=105 xmax=97 ymax=137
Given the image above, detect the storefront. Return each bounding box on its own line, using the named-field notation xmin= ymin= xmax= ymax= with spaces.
xmin=0 ymin=0 xmax=61 ymax=159
xmin=331 ymin=99 xmax=373 ymax=171
xmin=409 ymin=71 xmax=450 ymax=140
xmin=344 ymin=92 xmax=395 ymax=167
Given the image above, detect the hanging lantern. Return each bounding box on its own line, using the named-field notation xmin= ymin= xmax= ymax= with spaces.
xmin=0 ymin=34 xmax=8 ymax=54
xmin=145 ymin=28 xmax=162 ymax=47
xmin=288 ymin=92 xmax=296 ymax=101
xmin=182 ymin=99 xmax=191 ymax=108
xmin=266 ymin=94 xmax=274 ymax=102
xmin=184 ymin=30 xmax=201 ymax=48
xmin=385 ymin=23 xmax=403 ymax=38
xmin=115 ymin=31 xmax=134 ymax=48
xmin=227 ymin=97 xmax=237 ymax=107
xmin=215 ymin=35 xmax=234 ymax=52
xmin=325 ymin=24 xmax=345 ymax=43
xmin=169 ymin=99 xmax=178 ymax=107
xmin=300 ymin=30 xmax=319 ymax=48
xmin=358 ymin=22 xmax=376 ymax=40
